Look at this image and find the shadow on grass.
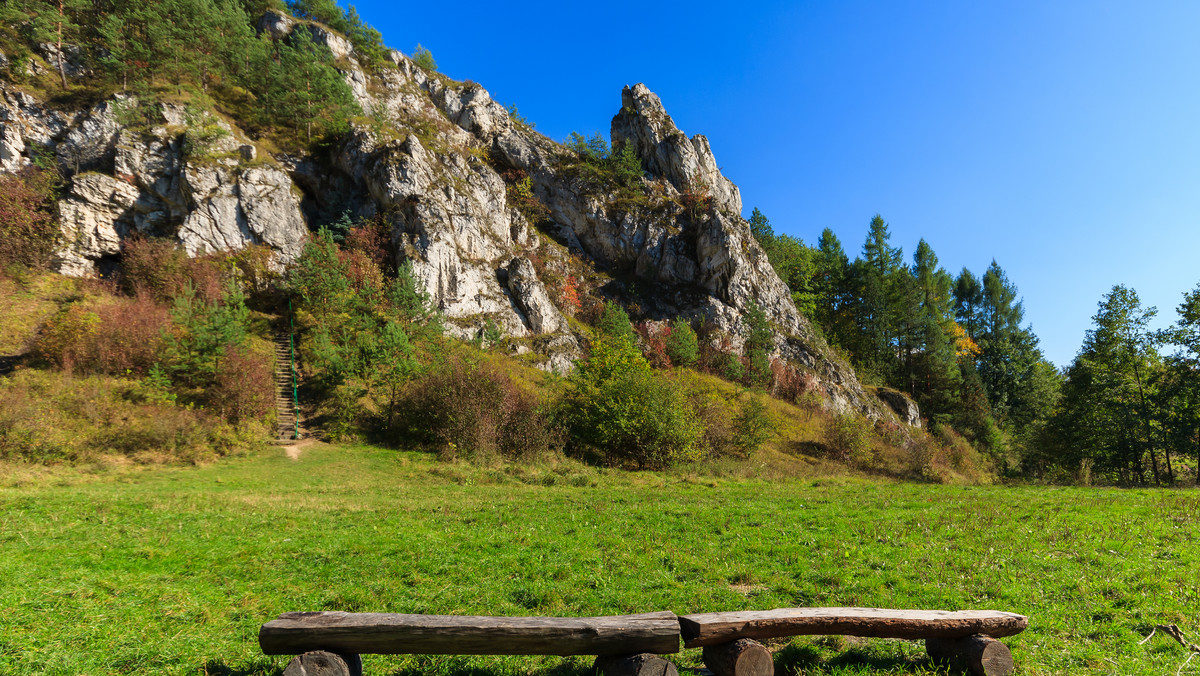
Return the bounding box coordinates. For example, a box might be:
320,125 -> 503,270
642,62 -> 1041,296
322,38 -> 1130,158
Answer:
775,641 -> 941,674
387,655 -> 596,676
198,657 -> 283,676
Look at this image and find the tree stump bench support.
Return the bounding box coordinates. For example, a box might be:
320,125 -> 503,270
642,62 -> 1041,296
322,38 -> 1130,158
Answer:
680,607 -> 1028,676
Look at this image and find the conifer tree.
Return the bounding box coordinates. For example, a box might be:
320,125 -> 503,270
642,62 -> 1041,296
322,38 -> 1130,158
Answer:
813,228 -> 852,343
907,239 -> 961,419
953,268 -> 984,340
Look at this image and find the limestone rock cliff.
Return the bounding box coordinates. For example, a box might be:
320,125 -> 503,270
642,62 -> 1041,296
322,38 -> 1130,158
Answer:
1,90 -> 308,275
0,17 -> 910,422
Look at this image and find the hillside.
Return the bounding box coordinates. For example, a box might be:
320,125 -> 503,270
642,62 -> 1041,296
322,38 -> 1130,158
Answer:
0,2 -> 909,423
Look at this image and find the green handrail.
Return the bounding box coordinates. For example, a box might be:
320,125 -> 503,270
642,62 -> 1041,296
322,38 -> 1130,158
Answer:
289,298 -> 300,440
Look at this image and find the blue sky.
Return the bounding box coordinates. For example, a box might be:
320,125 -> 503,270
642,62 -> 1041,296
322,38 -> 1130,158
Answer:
347,0 -> 1200,367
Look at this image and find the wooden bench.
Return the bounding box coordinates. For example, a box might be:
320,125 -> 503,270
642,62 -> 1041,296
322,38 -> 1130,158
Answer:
680,607 -> 1028,676
259,607 -> 1028,676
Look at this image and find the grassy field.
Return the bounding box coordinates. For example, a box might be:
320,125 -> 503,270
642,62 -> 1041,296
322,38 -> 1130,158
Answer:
1,445 -> 1198,676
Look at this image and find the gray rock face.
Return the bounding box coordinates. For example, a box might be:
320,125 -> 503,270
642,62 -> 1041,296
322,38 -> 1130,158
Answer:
178,164 -> 307,264
506,256 -> 569,334
256,10 -> 295,39
56,98 -> 123,175
0,86 -> 70,172
55,173 -> 139,276
15,95 -> 312,275
335,127 -> 532,337
876,389 -> 922,428
611,83 -> 742,216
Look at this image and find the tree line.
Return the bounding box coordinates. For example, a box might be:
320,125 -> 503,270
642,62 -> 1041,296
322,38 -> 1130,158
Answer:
750,210 -> 1059,472
1040,284 -> 1200,485
752,209 -> 1199,485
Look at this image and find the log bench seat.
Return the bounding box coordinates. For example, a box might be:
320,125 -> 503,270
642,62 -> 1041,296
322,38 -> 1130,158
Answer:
680,607 -> 1029,676
259,607 -> 1028,676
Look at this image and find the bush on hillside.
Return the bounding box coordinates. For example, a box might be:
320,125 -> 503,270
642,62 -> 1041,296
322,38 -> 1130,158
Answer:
393,355 -> 559,462
412,44 -> 436,71
210,343 -> 275,424
0,167 -> 59,269
120,238 -> 226,304
34,296 -> 169,376
560,324 -> 702,469
665,317 -> 699,367
730,395 -> 773,456
822,412 -> 873,466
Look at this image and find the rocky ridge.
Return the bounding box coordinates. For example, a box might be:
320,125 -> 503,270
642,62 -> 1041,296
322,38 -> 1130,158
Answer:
0,15 -> 910,423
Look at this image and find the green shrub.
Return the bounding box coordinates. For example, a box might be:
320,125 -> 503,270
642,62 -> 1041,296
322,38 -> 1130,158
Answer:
823,413 -> 873,466
665,316 -> 698,367
561,133 -> 643,196
561,331 -> 701,469
394,355 -> 559,462
412,44 -> 436,71
163,280 -> 249,388
182,105 -> 232,160
743,301 -> 773,387
596,301 -> 635,343
730,395 -> 773,456
562,367 -> 702,469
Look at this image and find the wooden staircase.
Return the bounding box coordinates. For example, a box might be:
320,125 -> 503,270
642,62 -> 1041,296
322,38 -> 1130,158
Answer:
274,331 -> 300,440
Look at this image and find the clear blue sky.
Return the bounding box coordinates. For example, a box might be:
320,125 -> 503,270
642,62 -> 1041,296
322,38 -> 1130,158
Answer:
347,0 -> 1200,368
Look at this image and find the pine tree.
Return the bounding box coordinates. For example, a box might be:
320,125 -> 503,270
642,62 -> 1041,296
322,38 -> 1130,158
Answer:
907,239 -> 961,420
266,26 -> 359,142
850,214 -> 904,382
743,300 -> 774,387
813,228 -> 851,343
953,268 -> 984,340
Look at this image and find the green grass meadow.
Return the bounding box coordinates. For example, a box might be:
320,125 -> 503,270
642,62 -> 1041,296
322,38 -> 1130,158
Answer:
1,445 -> 1198,675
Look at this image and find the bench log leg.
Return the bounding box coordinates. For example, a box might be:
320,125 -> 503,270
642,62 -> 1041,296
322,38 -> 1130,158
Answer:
925,635 -> 1013,676
283,650 -> 363,676
594,652 -> 679,676
701,638 -> 773,676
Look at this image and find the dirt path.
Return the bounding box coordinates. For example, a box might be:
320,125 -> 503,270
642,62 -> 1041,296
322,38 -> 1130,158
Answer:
279,438 -> 316,460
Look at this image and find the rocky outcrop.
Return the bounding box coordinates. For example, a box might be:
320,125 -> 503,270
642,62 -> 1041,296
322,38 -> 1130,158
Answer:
0,90 -> 312,275
0,87 -> 71,172
334,129 -> 533,338
55,98 -> 122,175
178,164 -> 307,263
506,256 -> 569,334
876,389 -> 922,428
611,83 -> 742,216
0,19 -> 910,418
55,172 -> 139,276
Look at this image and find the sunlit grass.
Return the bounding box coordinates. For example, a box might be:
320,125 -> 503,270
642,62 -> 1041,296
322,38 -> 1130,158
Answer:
1,445 -> 1197,675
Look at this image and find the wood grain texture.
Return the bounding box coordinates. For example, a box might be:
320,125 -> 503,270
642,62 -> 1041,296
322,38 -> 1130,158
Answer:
678,608 -> 1028,648
593,652 -> 680,676
259,611 -> 681,656
701,638 -> 773,676
281,651 -> 362,676
926,634 -> 1015,676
